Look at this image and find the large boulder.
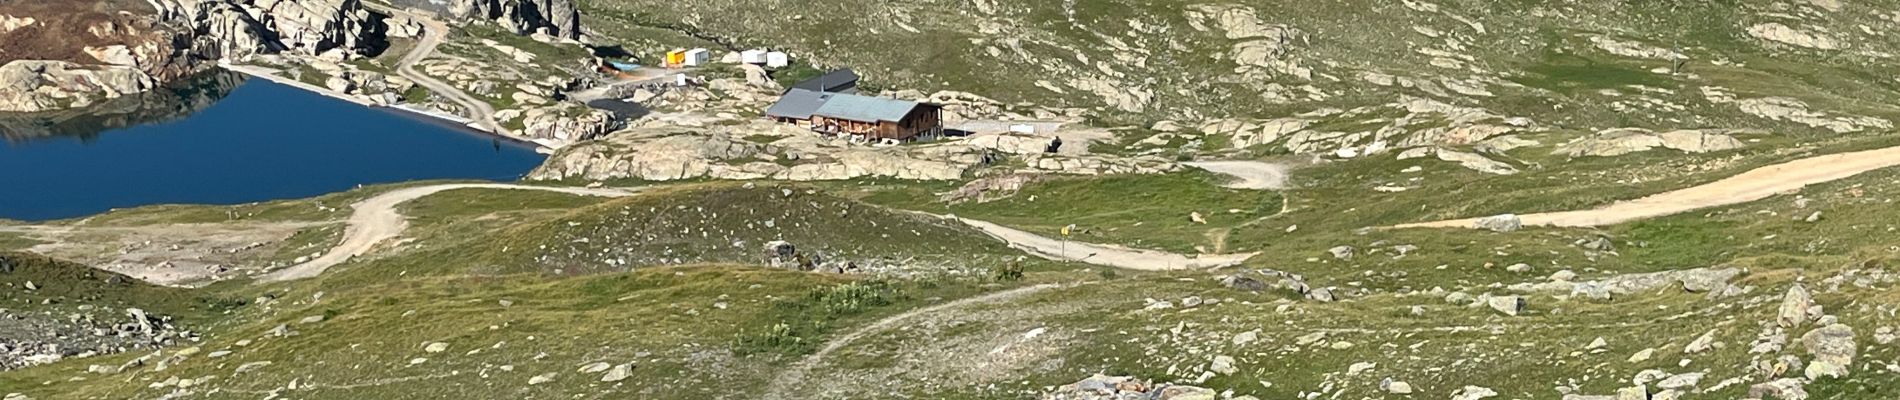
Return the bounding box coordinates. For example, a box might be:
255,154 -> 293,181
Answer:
1778,284 -> 1813,328
1474,214 -> 1523,232
1802,324 -> 1856,379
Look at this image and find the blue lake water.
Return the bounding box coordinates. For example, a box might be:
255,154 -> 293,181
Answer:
0,74 -> 546,221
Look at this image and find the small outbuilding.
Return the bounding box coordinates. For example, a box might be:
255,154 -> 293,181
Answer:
684,48 -> 711,66
788,68 -> 859,94
663,49 -> 687,67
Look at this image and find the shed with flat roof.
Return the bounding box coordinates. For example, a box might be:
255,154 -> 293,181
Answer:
788,68 -> 860,94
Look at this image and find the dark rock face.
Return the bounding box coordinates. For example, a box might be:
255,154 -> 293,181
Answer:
451,0 -> 583,40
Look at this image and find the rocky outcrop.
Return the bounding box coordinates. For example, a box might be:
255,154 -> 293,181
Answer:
517,104 -> 621,143
1043,374 -> 1218,400
1556,128 -> 1746,157
0,0 -> 388,112
1748,23 -> 1841,50
1436,149 -> 1518,175
149,0 -> 385,60
0,61 -> 157,112
529,114 -> 1175,182
451,0 -> 582,40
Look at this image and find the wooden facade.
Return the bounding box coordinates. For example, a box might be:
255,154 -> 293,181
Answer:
811,103 -> 943,140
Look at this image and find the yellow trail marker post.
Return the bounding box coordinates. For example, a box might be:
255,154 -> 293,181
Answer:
1061,224 -> 1075,259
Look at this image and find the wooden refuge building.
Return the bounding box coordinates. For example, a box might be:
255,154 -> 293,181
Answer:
765,89 -> 943,140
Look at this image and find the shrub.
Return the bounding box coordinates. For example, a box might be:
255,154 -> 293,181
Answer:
993,260 -> 1025,282
810,281 -> 894,315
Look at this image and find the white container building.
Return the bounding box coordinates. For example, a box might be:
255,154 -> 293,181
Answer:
765,51 -> 790,68
684,48 -> 711,66
741,49 -> 767,64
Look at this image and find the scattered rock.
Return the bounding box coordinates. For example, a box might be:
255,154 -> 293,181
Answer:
1657,372 -> 1703,390
1778,285 -> 1813,328
1219,274 -> 1266,292
1801,324 -> 1856,379
1209,355 -> 1237,375
1486,295 -> 1525,316
577,362 -> 610,373
1474,214 -> 1522,232
1748,378 -> 1808,400
1684,329 -> 1718,353
1327,246 -> 1354,260
1042,374 -> 1215,399
601,363 -> 633,382
1452,386 -> 1498,400
1381,378 -> 1413,394
1628,348 -> 1655,363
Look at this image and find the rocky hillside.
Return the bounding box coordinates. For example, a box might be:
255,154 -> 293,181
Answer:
0,0 -> 388,112
451,0 -> 584,40
9,1 -> 1900,400
0,252 -> 203,372
577,0 -> 1900,172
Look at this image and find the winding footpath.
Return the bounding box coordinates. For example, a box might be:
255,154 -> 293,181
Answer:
947,217 -> 1257,271
762,283 -> 1063,400
917,159 -> 1281,271
258,184 -> 637,282
1184,160 -> 1291,190
253,159 -> 1291,281
255,181 -> 1254,282
1397,145 -> 1900,229
370,5 -> 510,136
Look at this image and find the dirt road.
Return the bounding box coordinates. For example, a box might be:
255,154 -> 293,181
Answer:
258,184 -> 637,282
1184,160 -> 1290,190
1396,145 -> 1900,229
761,283 -> 1063,400
948,216 -> 1257,270
370,5 -> 510,136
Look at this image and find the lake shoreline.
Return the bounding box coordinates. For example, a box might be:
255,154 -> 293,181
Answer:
0,75 -> 549,221
218,62 -> 551,153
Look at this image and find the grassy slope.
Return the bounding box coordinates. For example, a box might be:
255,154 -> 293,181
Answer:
0,183 -> 1084,398
4,160 -> 1900,398
0,252 -> 212,319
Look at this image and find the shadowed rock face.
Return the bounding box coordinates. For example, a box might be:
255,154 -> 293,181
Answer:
0,70 -> 243,144
450,0 -> 582,40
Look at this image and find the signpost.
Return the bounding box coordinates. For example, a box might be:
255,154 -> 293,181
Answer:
1060,224 -> 1075,259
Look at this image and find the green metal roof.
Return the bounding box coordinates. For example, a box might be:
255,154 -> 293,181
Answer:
764,89 -> 831,120
811,94 -> 920,123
